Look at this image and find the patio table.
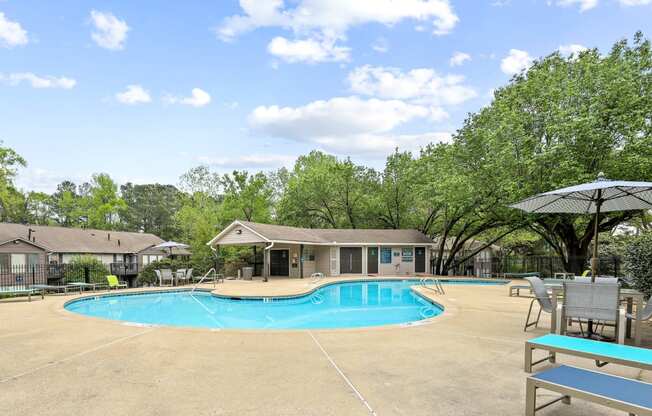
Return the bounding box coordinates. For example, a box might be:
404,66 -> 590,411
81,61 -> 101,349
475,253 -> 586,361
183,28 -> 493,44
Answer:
549,285 -> 645,346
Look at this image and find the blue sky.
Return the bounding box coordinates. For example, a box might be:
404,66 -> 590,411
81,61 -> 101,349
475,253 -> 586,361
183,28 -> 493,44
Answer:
1,0 -> 650,192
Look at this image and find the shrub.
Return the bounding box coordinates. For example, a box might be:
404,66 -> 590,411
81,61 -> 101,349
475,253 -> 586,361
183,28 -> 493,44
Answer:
623,233 -> 652,299
64,255 -> 110,284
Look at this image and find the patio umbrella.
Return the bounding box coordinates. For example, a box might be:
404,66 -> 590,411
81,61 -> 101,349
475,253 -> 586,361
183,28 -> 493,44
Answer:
153,241 -> 190,255
510,173 -> 652,280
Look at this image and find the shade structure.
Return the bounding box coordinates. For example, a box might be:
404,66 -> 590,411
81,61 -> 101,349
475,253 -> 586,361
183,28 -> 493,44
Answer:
153,241 -> 190,255
510,173 -> 652,278
154,241 -> 190,250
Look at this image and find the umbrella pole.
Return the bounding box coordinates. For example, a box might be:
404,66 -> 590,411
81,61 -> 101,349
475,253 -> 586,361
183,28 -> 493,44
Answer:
588,191 -> 602,337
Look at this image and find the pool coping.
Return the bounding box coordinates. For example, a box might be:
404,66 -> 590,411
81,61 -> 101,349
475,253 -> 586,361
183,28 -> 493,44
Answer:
58,277 -> 507,333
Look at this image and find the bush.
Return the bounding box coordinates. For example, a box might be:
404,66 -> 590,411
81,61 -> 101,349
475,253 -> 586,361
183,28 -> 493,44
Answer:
65,255 -> 110,284
623,233 -> 652,299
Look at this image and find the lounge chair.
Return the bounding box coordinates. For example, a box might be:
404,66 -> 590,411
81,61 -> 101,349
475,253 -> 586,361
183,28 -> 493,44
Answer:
106,275 -> 127,290
30,284 -> 73,294
526,365 -> 652,415
67,282 -> 101,293
0,286 -> 44,301
562,280 -> 624,342
524,334 -> 652,373
523,276 -> 555,332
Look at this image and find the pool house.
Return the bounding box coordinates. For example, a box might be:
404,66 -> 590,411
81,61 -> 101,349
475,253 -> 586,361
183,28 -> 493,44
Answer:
207,220 -> 435,279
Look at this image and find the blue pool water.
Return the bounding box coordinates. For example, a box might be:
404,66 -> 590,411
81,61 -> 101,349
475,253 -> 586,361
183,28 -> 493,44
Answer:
65,279 -> 506,329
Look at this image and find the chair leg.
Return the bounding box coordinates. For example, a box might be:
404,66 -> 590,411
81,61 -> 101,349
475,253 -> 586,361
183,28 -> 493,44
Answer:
535,307 -> 542,328
524,299 -> 540,332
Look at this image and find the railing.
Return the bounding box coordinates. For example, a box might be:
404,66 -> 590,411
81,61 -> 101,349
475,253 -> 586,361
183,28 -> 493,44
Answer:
191,268 -> 222,292
109,262 -> 141,276
0,263 -> 111,291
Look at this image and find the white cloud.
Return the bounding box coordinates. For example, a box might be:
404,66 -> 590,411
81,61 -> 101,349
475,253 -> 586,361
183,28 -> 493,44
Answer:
267,35 -> 350,63
449,51 -> 471,67
558,43 -> 587,56
500,49 -> 533,75
0,12 -> 28,48
165,88 -> 212,107
115,85 -> 151,105
248,96 -> 448,156
372,37 -> 389,53
0,72 -> 76,89
555,0 -> 598,11
198,154 -> 296,169
347,65 -> 476,106
216,0 -> 458,63
16,168 -> 84,193
619,0 -> 651,4
217,0 -> 459,41
90,10 -> 129,50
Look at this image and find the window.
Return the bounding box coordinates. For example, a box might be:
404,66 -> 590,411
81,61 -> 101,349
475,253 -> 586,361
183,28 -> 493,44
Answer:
380,248 -> 392,264
0,253 -> 9,269
27,254 -> 39,266
402,248 -> 413,262
11,254 -> 26,267
302,246 -> 315,261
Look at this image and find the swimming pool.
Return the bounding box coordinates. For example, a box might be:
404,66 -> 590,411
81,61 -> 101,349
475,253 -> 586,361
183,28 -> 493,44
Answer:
65,279 -> 506,330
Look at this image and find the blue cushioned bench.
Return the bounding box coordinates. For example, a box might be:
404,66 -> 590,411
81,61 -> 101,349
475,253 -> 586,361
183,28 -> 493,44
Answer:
525,334 -> 652,373
526,365 -> 652,415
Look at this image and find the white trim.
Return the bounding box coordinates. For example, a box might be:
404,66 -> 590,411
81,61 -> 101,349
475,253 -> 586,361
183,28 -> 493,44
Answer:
206,220 -> 270,246
0,237 -> 52,253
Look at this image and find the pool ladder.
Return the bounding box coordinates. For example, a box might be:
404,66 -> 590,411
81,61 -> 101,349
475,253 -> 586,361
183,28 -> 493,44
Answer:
420,277 -> 445,295
191,268 -> 223,293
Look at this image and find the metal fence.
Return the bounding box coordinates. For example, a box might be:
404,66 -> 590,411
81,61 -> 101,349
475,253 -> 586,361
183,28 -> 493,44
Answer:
0,263 -> 112,290
472,255 -> 623,278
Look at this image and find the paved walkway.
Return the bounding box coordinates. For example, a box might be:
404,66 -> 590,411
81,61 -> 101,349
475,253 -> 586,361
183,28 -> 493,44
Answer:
1,278 -> 649,416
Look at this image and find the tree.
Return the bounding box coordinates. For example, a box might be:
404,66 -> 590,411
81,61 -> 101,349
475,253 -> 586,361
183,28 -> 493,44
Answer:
121,183 -> 182,239
24,192 -> 53,225
50,181 -> 81,226
452,33 -> 652,273
277,151 -> 378,228
0,142 -> 27,222
78,173 -> 126,229
220,170 -> 273,223
376,149 -> 419,229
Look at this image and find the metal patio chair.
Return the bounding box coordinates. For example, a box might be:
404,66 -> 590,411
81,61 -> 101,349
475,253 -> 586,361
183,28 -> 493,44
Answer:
524,276 -> 554,332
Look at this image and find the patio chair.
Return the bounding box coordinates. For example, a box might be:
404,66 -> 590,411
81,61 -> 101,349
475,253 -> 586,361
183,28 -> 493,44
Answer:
157,269 -> 174,286
524,276 -> 555,332
627,299 -> 652,321
106,275 -> 127,290
176,269 -> 188,285
563,281 -> 624,343
185,268 -> 193,283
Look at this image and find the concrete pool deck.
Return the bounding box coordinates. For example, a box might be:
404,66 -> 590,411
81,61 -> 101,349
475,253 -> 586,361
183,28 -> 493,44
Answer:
1,277 -> 650,416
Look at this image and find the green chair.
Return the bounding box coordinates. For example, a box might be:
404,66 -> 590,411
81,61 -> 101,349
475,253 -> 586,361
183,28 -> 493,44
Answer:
106,275 -> 128,290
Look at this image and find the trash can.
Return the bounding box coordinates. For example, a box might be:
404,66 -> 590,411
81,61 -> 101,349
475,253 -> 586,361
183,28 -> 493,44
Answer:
242,267 -> 253,280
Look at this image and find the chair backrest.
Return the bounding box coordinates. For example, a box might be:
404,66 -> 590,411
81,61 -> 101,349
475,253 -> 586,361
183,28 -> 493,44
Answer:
525,276 -> 553,313
574,276 -> 592,283
595,277 -> 618,284
642,300 -> 652,321
581,270 -> 591,277
106,275 -> 119,287
564,281 -> 620,321
177,269 -> 186,278
161,269 -> 173,279
186,268 -> 193,279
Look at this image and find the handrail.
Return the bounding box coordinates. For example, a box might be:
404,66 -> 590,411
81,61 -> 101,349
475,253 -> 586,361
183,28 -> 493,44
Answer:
420,277 -> 445,295
191,268 -> 219,292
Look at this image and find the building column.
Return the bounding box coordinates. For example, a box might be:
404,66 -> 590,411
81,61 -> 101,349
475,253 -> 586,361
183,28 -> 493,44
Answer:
263,245 -> 269,282
300,244 -> 304,279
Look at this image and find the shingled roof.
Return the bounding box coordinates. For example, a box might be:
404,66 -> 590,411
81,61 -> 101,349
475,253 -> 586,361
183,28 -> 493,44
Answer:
0,223 -> 168,254
210,220 -> 434,245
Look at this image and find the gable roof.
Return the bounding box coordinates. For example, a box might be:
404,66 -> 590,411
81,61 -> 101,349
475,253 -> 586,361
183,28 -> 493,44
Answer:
208,220 -> 434,246
0,223 -> 168,254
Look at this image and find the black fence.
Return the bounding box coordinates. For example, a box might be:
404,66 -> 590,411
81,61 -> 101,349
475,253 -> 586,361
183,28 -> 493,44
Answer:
471,255 -> 623,278
0,263 -> 113,290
